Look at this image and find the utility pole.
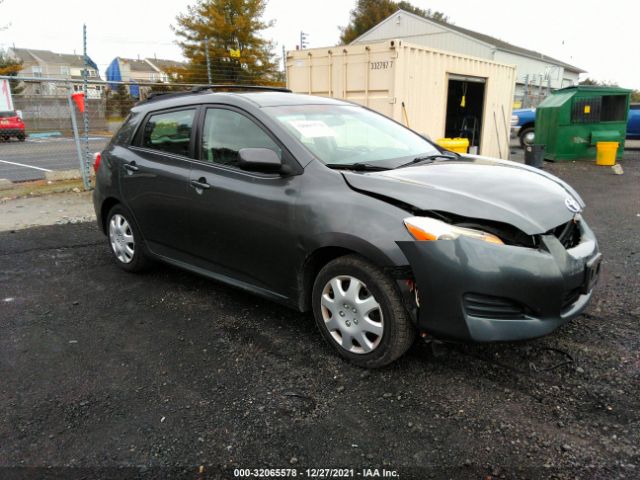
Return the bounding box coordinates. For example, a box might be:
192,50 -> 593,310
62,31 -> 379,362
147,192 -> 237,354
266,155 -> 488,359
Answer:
281,45 -> 287,85
81,24 -> 90,190
300,31 -> 309,50
204,36 -> 212,84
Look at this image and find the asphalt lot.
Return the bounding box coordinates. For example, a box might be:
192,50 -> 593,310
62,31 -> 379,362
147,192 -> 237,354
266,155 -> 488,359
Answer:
0,152 -> 639,479
0,136 -> 109,182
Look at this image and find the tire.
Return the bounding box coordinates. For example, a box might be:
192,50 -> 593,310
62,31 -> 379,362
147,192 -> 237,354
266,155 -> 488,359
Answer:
106,204 -> 151,272
519,127 -> 535,148
17,134 -> 25,142
312,255 -> 416,368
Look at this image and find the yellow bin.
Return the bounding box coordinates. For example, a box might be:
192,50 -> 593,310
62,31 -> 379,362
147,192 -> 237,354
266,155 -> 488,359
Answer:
596,141 -> 619,166
436,137 -> 469,154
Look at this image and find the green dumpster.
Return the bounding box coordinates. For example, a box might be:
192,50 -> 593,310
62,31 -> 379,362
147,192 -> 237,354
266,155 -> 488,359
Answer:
535,86 -> 631,161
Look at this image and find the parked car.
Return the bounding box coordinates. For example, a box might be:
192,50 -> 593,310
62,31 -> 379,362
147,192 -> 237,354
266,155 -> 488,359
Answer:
94,87 -> 601,367
0,110 -> 26,142
627,104 -> 640,140
511,105 -> 640,147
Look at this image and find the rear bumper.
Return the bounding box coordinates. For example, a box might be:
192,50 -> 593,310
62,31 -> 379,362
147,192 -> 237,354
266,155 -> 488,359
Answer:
0,128 -> 25,136
398,220 -> 600,342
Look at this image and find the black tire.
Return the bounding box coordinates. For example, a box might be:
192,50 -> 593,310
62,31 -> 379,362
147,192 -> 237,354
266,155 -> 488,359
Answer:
17,134 -> 25,142
105,204 -> 151,273
312,255 -> 416,368
519,127 -> 535,148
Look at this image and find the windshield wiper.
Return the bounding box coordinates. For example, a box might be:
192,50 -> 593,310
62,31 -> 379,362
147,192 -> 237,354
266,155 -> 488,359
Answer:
396,152 -> 459,169
326,162 -> 390,171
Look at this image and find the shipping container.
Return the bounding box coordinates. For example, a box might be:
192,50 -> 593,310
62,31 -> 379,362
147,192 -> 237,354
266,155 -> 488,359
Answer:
287,40 -> 516,159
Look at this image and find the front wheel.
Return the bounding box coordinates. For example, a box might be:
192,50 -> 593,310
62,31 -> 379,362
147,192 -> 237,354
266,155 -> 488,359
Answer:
312,255 -> 416,368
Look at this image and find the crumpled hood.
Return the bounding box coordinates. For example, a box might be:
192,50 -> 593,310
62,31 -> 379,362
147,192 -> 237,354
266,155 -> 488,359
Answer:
342,156 -> 585,235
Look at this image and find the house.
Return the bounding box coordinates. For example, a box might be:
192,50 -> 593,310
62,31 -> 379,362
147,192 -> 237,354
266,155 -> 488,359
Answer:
350,10 -> 586,107
105,57 -> 185,98
8,47 -> 103,98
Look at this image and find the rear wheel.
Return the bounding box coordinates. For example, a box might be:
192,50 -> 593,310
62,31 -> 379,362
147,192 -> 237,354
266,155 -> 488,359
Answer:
312,255 -> 415,368
106,204 -> 151,272
519,127 -> 535,148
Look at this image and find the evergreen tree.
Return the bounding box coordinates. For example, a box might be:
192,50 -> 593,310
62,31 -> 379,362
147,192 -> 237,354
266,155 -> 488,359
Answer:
106,84 -> 135,118
172,0 -> 279,85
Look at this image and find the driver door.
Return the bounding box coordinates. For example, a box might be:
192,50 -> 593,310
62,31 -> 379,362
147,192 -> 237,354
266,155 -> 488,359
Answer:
188,106 -> 301,299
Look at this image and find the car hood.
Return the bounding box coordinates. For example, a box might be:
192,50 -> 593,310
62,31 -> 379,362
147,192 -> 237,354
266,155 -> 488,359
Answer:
341,156 -> 585,235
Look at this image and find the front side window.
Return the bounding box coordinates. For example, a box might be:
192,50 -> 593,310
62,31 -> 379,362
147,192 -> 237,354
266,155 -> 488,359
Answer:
142,109 -> 195,157
264,104 -> 438,166
201,108 -> 281,167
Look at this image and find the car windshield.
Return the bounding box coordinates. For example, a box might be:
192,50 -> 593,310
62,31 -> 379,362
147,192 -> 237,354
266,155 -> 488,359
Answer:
264,104 -> 439,166
0,111 -> 17,118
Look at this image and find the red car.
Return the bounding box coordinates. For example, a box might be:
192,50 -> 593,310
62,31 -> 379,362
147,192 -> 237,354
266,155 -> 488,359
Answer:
0,110 -> 26,142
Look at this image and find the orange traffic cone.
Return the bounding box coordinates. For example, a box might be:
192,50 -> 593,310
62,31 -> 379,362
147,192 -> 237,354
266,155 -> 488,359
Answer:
71,92 -> 85,113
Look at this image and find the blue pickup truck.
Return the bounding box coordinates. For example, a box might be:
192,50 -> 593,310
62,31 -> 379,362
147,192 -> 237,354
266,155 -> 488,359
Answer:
511,104 -> 640,147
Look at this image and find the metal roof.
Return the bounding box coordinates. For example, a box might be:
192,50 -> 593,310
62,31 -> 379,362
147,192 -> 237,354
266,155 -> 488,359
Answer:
353,9 -> 585,73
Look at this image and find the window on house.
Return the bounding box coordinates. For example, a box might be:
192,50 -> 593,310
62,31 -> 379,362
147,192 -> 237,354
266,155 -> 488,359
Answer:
32,66 -> 42,77
60,66 -> 70,76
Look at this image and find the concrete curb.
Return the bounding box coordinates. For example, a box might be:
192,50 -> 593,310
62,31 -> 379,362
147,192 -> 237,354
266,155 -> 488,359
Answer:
0,178 -> 13,191
44,169 -> 84,181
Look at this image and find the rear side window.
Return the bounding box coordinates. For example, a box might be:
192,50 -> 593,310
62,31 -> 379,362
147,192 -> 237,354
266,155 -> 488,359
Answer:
201,108 -> 281,167
142,109 -> 195,157
114,112 -> 142,145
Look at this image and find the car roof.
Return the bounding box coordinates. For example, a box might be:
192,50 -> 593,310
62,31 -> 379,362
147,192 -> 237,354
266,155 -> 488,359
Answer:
131,91 -> 350,113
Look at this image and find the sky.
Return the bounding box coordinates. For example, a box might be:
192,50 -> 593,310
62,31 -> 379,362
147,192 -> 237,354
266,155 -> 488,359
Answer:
0,0 -> 638,88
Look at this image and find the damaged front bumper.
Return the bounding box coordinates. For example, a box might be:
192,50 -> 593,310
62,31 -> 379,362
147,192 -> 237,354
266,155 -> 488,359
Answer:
398,220 -> 601,342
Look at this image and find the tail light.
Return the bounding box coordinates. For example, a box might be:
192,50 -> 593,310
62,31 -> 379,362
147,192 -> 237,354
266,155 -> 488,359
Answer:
93,152 -> 102,172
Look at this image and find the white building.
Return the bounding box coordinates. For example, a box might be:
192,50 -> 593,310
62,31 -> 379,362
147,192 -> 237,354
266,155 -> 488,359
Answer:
350,10 -> 585,107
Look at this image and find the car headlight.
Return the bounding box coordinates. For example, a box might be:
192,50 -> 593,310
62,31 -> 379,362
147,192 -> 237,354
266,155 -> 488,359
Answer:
511,115 -> 519,126
403,216 -> 504,245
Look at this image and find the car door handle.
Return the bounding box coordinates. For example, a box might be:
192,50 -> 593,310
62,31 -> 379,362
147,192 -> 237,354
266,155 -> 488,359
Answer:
190,179 -> 211,190
123,162 -> 139,172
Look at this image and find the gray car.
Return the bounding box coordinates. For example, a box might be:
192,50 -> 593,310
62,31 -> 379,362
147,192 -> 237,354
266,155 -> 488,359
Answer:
93,87 -> 601,368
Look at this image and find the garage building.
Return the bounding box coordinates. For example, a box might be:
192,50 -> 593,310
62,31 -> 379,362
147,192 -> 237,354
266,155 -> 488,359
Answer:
350,9 -> 585,108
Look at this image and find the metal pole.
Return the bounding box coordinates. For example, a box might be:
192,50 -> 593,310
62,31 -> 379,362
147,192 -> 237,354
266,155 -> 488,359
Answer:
81,24 -> 91,190
282,45 -> 286,84
205,36 -> 212,84
68,88 -> 88,188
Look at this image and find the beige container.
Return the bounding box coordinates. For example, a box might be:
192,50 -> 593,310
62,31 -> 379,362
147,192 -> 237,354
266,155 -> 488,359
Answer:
286,40 -> 516,159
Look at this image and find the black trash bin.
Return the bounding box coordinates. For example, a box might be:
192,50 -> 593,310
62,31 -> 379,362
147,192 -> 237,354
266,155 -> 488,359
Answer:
524,144 -> 545,169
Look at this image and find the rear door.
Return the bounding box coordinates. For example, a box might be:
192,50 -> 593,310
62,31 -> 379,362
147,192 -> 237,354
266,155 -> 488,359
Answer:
187,106 -> 301,298
120,106 -> 198,257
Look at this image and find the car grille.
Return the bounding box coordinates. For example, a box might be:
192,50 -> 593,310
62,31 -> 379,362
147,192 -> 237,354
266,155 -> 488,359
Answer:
552,220 -> 581,249
463,293 -> 526,319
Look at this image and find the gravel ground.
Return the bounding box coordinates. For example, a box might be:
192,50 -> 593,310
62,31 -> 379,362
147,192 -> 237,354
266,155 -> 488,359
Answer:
0,152 -> 638,480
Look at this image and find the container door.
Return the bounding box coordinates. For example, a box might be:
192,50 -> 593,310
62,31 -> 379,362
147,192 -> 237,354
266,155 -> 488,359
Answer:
445,75 -> 486,154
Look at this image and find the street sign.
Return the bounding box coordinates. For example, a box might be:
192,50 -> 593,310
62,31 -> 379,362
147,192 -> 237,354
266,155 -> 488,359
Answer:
1,79 -> 14,112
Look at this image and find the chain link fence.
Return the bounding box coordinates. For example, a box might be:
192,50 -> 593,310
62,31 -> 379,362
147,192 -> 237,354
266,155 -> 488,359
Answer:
0,76 -> 257,185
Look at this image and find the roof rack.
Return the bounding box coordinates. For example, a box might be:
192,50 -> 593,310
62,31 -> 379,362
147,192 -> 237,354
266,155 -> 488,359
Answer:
140,84 -> 291,104
190,84 -> 292,94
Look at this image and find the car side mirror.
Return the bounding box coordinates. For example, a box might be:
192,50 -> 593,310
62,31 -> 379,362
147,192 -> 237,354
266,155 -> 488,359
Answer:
238,148 -> 283,173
